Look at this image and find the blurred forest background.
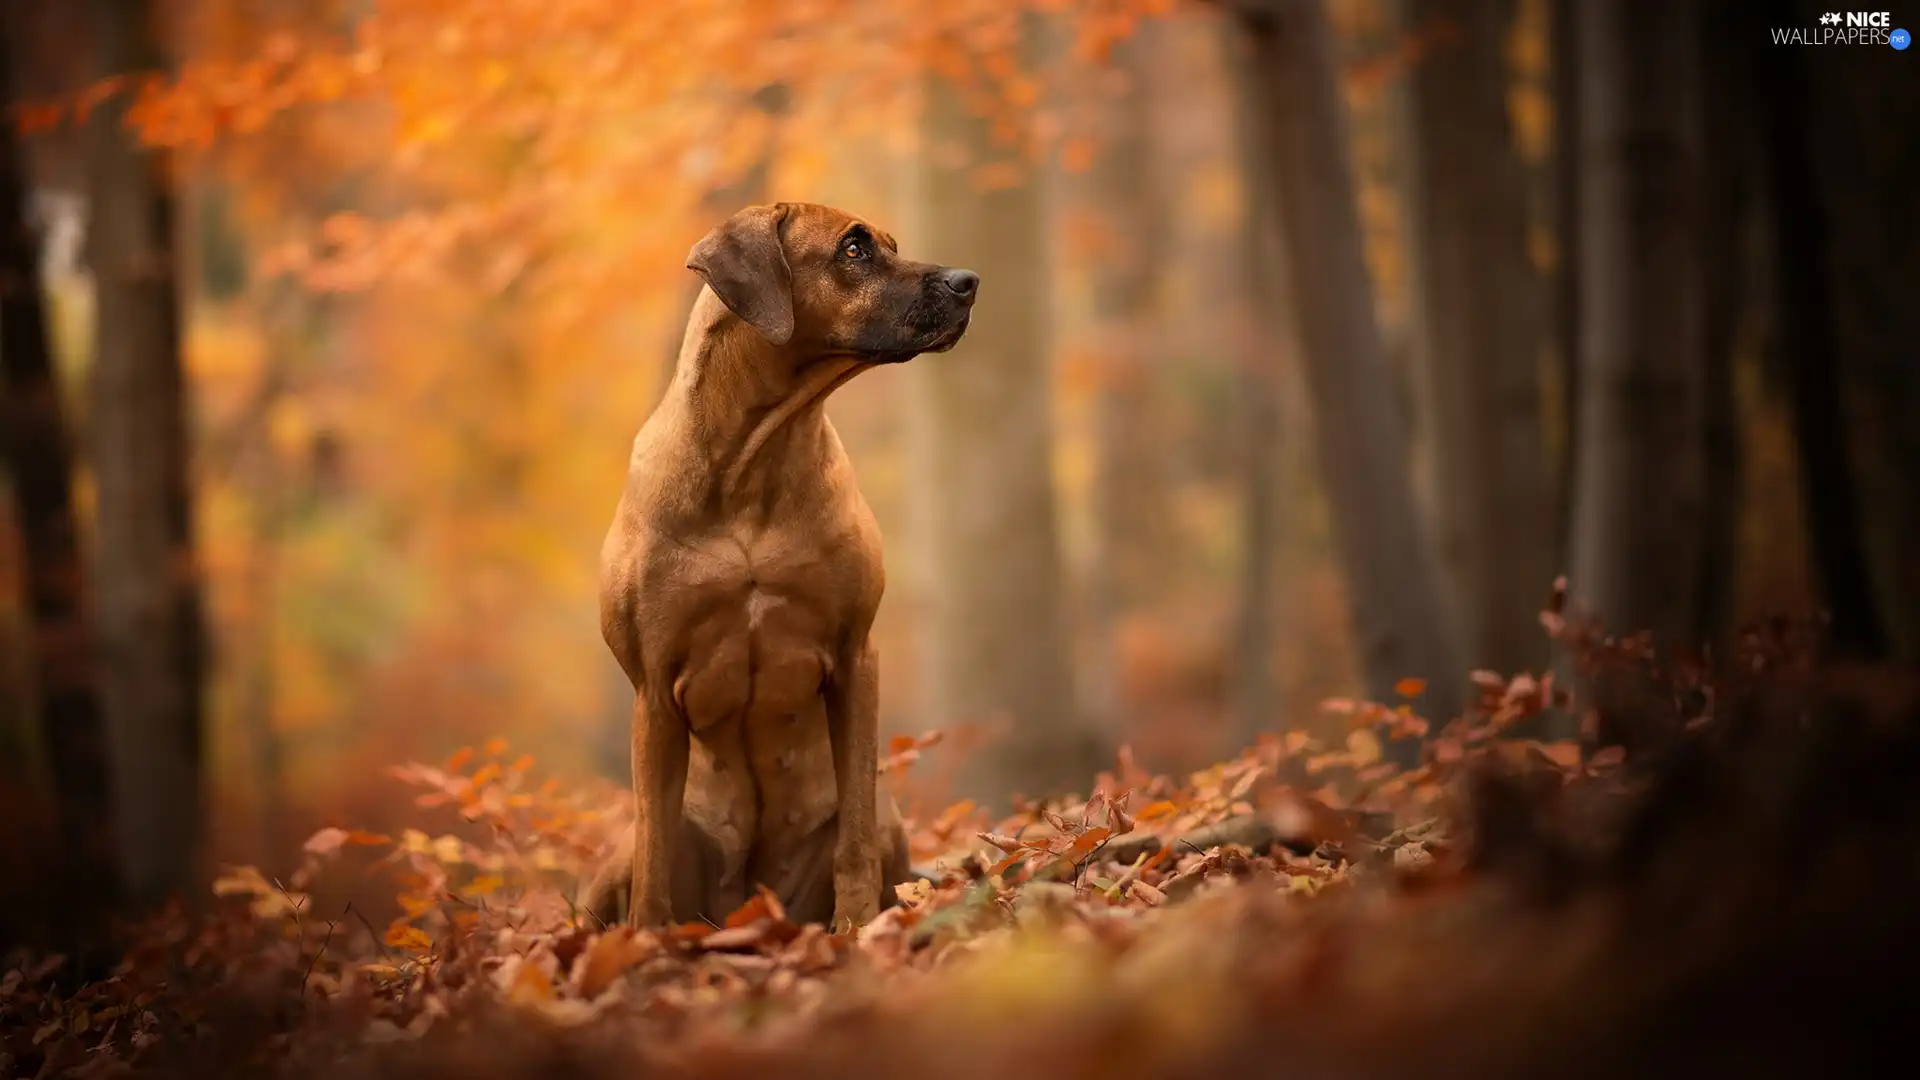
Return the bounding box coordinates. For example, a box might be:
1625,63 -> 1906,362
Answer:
1,0 -> 1914,952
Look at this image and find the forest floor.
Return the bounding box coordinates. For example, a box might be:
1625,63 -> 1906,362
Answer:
4,611 -> 1917,1080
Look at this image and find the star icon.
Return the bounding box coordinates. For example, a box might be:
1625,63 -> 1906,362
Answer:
1820,11 -> 1840,24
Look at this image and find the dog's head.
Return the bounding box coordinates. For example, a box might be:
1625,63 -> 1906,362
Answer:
685,202 -> 977,362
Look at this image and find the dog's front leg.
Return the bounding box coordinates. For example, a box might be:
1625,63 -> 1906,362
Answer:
629,691 -> 689,927
826,643 -> 881,932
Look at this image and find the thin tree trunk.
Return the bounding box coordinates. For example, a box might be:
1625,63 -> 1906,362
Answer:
1401,0 -> 1555,677
1693,0 -> 1750,654
1548,0 -> 1579,585
1079,31 -> 1168,738
911,42 -> 1094,807
1230,43 -> 1292,743
1226,0 -> 1465,752
1566,0 -> 1707,658
0,24 -> 121,949
1752,0 -> 1910,663
84,0 -> 205,910
1232,348 -> 1281,743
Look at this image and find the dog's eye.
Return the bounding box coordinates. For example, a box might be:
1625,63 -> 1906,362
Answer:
841,239 -> 869,261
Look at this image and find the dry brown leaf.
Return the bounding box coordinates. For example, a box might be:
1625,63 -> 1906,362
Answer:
1348,729 -> 1383,768
570,929 -> 657,999
700,924 -> 768,952
979,832 -> 1027,854
303,827 -> 350,856
1127,880 -> 1166,906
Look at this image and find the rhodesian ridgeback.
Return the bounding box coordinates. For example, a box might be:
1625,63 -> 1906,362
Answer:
579,203 -> 978,931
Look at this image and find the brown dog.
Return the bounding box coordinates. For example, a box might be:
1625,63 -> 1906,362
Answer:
579,203 -> 978,931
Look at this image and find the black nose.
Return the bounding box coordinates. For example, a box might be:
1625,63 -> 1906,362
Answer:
938,268 -> 979,300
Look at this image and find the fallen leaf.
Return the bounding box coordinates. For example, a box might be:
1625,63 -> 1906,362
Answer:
1348,728 -> 1383,768
723,884 -> 787,928
1135,800 -> 1179,823
385,924 -> 433,952
701,924 -> 767,951
464,874 -> 505,896
304,827 -> 350,856
1395,677 -> 1428,698
499,956 -> 553,1004
571,929 -> 657,999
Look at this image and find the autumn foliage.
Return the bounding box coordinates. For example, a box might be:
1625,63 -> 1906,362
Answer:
5,605 -> 1916,1079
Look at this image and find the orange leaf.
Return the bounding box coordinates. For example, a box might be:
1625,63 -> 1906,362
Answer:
444,747 -> 475,772
1395,677 -> 1428,698
385,923 -> 433,951
1061,825 -> 1113,862
1134,800 -> 1179,822
723,884 -> 787,929
506,957 -> 553,1003
1347,729 -> 1383,768
573,929 -> 656,999
303,827 -> 350,856
483,738 -> 509,757
464,874 -> 505,897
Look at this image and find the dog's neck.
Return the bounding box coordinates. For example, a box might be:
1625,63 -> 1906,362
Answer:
656,288 -> 870,511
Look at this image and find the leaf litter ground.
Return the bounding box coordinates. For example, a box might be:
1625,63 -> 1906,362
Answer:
5,606 -> 1918,1080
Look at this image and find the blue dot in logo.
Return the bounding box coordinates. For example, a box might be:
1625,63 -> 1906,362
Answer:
1893,27 -> 1912,49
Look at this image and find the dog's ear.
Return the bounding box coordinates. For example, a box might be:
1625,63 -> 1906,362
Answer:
686,204 -> 794,346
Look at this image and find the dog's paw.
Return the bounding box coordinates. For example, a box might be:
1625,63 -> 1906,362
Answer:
576,860 -> 630,929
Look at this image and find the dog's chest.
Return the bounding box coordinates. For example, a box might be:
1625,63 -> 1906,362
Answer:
662,526 -> 866,855
664,525 -> 866,734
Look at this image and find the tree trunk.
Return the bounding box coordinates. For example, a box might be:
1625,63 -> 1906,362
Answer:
1401,0 -> 1555,678
1753,0 -> 1911,664
0,22 -> 121,949
1227,33 -> 1293,744
1233,349 -> 1281,744
1693,0 -> 1751,653
1225,0 -> 1465,749
84,0 -> 205,911
910,47 -> 1094,807
1077,31 -> 1170,738
1566,0 -> 1707,655
1548,0 -> 1579,583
